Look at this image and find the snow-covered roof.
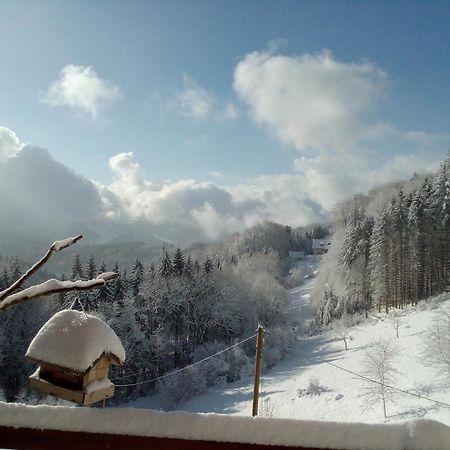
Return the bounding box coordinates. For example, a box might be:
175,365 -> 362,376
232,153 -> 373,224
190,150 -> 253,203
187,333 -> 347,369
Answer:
26,310 -> 125,372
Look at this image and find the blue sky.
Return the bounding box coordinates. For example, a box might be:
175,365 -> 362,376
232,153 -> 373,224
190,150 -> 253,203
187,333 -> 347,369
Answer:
0,1 -> 449,241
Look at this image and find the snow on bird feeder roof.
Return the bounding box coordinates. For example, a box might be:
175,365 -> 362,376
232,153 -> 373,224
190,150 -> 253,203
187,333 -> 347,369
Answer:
26,310 -> 125,372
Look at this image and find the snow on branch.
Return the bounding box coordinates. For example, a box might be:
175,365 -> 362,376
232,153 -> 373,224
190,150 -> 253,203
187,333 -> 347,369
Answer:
0,235 -> 83,302
0,274 -> 119,311
0,235 -> 119,311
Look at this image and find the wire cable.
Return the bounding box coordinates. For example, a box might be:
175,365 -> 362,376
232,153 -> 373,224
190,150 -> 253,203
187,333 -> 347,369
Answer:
295,342 -> 450,409
114,333 -> 256,388
325,360 -> 450,409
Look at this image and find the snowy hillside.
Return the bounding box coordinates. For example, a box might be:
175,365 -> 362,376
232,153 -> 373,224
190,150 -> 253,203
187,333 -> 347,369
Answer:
128,264 -> 450,426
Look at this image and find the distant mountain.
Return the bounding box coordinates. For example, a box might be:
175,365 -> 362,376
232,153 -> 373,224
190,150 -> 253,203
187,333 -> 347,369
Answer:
185,220 -> 312,262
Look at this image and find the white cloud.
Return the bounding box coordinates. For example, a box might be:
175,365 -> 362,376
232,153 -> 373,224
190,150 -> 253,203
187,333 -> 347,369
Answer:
234,49 -> 385,151
219,102 -> 239,122
101,147 -> 449,245
0,126 -> 24,162
109,152 -> 144,187
209,170 -> 225,178
171,74 -> 214,122
170,75 -> 239,124
102,152 -> 327,244
234,49 -> 450,209
41,65 -> 121,119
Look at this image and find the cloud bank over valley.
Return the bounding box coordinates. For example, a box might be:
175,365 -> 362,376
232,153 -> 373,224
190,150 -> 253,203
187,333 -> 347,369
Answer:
1,49 -> 448,256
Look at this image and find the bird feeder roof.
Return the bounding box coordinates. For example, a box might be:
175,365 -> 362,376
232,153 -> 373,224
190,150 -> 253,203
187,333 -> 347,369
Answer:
26,309 -> 125,372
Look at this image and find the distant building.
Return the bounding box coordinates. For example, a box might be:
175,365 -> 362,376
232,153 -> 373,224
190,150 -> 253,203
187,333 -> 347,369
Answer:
312,239 -> 331,255
289,251 -> 305,260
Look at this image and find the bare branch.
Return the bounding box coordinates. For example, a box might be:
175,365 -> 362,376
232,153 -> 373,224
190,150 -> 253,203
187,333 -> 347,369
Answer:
0,273 -> 119,311
0,235 -> 83,302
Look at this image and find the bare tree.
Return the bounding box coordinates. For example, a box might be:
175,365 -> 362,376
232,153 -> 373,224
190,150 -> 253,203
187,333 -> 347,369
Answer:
388,311 -> 402,338
422,311 -> 450,377
334,318 -> 352,350
362,340 -> 397,418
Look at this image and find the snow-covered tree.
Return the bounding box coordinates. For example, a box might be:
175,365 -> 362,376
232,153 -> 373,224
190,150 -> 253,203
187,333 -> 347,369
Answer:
158,252 -> 174,277
172,249 -> 185,276
71,254 -> 84,280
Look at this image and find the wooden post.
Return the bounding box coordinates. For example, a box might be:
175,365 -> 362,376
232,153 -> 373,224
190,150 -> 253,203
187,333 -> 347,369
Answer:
252,325 -> 264,417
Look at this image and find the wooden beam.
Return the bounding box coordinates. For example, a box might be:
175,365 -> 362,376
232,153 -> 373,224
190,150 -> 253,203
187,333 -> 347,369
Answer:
0,426 -> 326,450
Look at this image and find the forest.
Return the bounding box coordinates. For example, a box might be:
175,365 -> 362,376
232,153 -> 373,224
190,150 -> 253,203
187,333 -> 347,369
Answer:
314,155 -> 450,325
0,221 -> 323,405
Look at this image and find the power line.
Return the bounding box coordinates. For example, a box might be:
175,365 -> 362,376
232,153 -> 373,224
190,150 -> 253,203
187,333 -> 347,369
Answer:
325,360 -> 450,409
295,343 -> 450,409
114,333 -> 256,388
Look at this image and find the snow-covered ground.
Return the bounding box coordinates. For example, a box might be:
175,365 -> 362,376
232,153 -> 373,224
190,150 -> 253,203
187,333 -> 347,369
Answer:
127,258 -> 450,426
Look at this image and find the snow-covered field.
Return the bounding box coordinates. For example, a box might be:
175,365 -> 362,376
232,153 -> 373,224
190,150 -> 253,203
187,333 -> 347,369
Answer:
127,260 -> 450,426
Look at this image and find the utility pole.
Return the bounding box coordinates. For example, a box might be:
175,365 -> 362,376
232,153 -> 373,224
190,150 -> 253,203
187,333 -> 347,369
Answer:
252,325 -> 264,417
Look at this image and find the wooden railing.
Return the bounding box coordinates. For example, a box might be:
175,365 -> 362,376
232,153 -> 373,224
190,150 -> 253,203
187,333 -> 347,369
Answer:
0,426 -> 322,450
2,401 -> 450,449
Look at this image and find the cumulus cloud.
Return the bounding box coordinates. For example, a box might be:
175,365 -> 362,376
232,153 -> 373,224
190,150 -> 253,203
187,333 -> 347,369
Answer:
234,49 -> 450,209
0,126 -> 24,162
102,152 -> 327,244
41,65 -> 121,119
234,49 -> 385,151
170,74 -> 214,122
169,75 -> 239,124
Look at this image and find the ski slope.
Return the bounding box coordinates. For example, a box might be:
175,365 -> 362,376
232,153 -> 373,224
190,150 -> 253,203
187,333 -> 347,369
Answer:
128,258 -> 450,426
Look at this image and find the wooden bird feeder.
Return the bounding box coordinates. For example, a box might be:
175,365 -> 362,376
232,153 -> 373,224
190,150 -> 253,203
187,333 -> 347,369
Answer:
26,310 -> 125,406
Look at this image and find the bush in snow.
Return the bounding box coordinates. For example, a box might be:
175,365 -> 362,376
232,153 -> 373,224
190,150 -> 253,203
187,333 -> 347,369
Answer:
333,318 -> 353,350
191,343 -> 230,387
285,266 -> 305,289
298,377 -> 329,397
263,327 -> 295,369
226,346 -> 252,382
156,366 -> 207,407
259,396 -> 274,417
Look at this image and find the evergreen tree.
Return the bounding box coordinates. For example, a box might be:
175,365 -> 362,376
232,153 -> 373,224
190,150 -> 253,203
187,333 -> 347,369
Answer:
184,256 -> 193,278
1,268 -> 9,290
95,261 -> 113,306
71,254 -> 84,280
109,261 -> 125,305
130,258 -> 144,296
86,254 -> 97,279
158,252 -> 174,277
408,190 -> 426,304
203,256 -> 213,275
369,209 -> 391,312
391,188 -> 408,308
427,161 -> 450,291
9,257 -> 21,283
173,249 -> 185,276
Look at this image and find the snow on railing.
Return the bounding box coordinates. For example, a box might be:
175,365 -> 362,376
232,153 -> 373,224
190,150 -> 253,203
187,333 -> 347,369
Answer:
0,401 -> 450,450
